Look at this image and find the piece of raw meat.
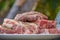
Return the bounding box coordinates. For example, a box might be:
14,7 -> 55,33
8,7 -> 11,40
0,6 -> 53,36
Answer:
35,20 -> 56,29
37,28 -> 60,34
18,22 -> 38,34
2,19 -> 38,34
37,29 -> 46,34
15,11 -> 48,22
0,25 -> 15,34
2,18 -> 22,34
0,25 -> 5,34
48,28 -> 60,34
1,18 -> 59,34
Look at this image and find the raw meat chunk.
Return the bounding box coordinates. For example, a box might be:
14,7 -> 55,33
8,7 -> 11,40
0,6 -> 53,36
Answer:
15,11 -> 48,22
35,20 -> 56,29
2,18 -> 22,34
0,25 -> 15,34
48,28 -> 60,34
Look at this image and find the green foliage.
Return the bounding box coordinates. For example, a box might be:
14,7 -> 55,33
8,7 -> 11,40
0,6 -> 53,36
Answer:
0,0 -> 6,10
9,0 -> 15,8
0,0 -> 15,17
35,0 -> 60,20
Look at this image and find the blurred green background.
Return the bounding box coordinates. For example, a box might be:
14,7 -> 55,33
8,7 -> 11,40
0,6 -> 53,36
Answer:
0,0 -> 15,18
0,0 -> 60,20
35,0 -> 60,20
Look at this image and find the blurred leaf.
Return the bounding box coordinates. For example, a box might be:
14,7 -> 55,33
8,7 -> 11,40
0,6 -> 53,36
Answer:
0,0 -> 6,10
35,0 -> 60,20
9,0 -> 15,8
0,0 -> 15,17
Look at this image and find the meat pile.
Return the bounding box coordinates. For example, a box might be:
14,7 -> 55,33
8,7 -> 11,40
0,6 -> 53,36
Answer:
0,11 -> 60,34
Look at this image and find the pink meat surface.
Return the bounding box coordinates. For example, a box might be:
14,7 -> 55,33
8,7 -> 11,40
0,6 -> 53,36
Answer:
0,25 -> 15,34
48,28 -> 60,34
1,18 -> 57,34
35,20 -> 56,29
15,11 -> 48,22
0,11 -> 59,34
2,19 -> 22,34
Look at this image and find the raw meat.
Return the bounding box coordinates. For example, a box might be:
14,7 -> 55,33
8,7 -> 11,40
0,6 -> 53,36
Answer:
0,25 -> 15,34
2,19 -> 38,34
2,19 -> 22,34
15,11 -> 48,22
35,20 -> 56,29
0,11 -> 59,34
48,28 -> 60,34
0,18 -> 59,34
18,22 -> 38,34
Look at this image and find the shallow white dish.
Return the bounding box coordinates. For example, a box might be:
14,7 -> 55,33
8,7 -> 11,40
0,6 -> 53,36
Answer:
0,34 -> 60,39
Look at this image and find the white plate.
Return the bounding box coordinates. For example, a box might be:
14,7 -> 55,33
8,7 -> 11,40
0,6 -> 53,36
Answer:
0,34 -> 60,39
